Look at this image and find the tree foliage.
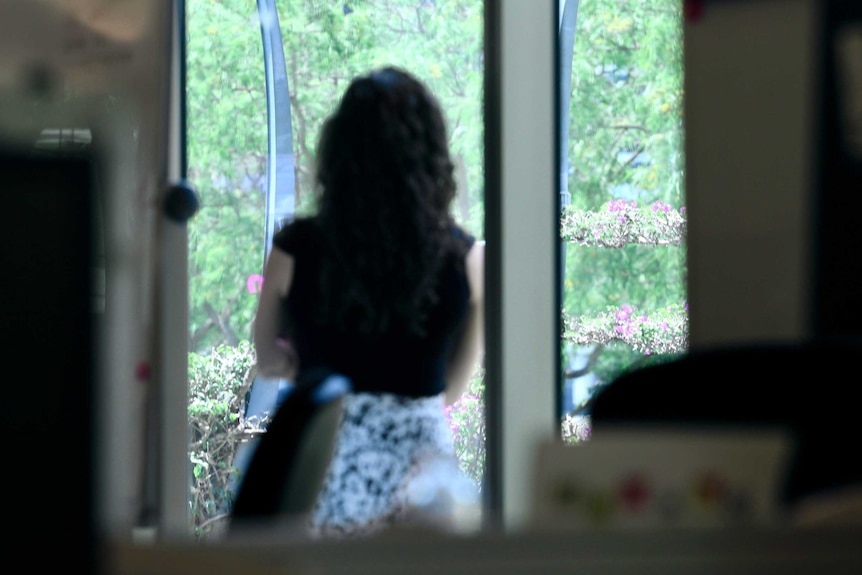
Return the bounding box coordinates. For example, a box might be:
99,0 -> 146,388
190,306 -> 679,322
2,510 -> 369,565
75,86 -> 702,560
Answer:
568,0 -> 683,211
187,0 -> 268,351
188,341 -> 259,537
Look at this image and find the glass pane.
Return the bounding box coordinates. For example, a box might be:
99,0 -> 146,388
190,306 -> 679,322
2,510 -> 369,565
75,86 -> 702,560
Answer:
186,0 -> 484,538
560,0 -> 688,442
186,0 -> 268,537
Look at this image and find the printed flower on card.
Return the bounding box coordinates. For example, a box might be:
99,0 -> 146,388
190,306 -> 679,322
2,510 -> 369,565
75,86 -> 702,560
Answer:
693,470 -> 729,509
618,473 -> 651,513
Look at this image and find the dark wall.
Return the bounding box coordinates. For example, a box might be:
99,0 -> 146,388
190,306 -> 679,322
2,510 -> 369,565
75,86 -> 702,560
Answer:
811,1 -> 862,337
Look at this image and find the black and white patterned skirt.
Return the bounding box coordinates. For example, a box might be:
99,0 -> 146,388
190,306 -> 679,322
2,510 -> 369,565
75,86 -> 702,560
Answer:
308,392 -> 462,538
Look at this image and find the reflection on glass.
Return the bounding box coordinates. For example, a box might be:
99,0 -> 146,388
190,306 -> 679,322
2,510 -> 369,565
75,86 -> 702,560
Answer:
559,0 -> 687,443
186,0 -> 484,538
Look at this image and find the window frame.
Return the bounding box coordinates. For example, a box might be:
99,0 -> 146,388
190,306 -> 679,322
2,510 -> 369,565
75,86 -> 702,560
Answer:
160,0 -> 564,537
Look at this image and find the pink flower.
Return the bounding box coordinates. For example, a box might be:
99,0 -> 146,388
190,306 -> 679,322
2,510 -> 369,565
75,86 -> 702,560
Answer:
615,320 -> 634,336
246,274 -> 264,294
615,305 -> 632,322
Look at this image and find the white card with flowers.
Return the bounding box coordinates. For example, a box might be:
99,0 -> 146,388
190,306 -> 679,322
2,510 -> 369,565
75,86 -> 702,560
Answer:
531,427 -> 792,530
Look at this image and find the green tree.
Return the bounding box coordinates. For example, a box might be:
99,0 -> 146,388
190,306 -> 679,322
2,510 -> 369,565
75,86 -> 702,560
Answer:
187,0 -> 268,351
568,0 -> 683,211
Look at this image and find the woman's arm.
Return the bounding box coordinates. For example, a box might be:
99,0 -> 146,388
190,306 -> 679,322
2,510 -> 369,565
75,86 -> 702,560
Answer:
444,241 -> 485,406
253,248 -> 298,380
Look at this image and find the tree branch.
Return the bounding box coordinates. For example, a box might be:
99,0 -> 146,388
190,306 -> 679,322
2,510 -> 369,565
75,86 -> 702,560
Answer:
611,144 -> 646,182
190,318 -> 215,351
564,344 -> 605,379
204,301 -> 239,347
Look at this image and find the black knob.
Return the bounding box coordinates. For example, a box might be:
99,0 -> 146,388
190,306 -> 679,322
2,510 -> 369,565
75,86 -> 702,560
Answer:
163,180 -> 200,223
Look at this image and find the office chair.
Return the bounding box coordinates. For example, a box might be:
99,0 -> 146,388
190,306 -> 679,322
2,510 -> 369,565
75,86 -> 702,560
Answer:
588,339 -> 862,506
228,368 -> 351,535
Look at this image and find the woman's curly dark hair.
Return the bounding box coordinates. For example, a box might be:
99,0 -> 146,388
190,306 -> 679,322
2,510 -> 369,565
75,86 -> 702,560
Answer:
310,67 -> 464,338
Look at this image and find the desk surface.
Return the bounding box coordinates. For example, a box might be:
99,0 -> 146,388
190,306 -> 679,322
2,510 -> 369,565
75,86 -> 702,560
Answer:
110,527 -> 862,575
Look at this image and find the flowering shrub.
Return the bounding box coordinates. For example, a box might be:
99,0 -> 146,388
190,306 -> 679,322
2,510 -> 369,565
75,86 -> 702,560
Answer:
561,414 -> 592,444
561,200 -> 686,248
564,303 -> 688,357
445,367 -> 486,487
188,341 -> 260,538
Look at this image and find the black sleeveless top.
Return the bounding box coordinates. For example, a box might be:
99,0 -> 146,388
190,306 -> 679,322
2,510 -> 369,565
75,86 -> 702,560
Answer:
272,218 -> 474,397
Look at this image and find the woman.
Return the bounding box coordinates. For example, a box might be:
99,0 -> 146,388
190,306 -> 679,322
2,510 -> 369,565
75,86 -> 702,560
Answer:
253,67 -> 484,537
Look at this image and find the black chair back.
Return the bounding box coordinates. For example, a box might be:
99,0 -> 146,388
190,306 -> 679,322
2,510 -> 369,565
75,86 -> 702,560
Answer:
229,369 -> 350,533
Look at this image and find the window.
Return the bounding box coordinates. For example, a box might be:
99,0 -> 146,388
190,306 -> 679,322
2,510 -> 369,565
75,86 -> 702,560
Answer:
186,0 -> 485,538
559,0 -> 687,442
